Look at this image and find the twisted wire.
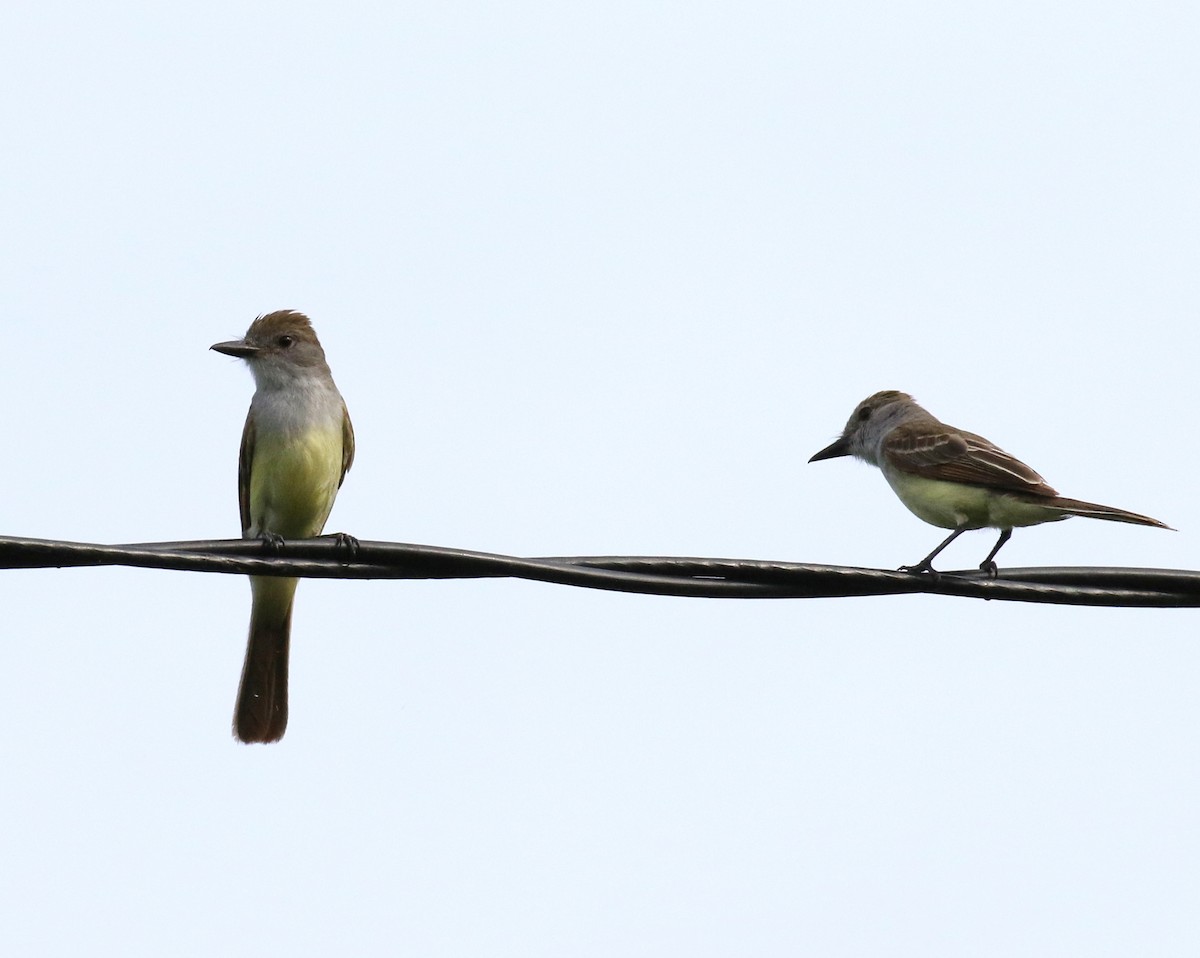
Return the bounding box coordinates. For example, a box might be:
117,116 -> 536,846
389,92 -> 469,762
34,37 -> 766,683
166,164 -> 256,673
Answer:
1,535 -> 1196,608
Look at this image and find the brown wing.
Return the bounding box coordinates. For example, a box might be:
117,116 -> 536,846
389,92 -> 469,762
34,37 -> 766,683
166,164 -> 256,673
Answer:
237,409 -> 255,536
883,421 -> 1059,497
339,400 -> 355,487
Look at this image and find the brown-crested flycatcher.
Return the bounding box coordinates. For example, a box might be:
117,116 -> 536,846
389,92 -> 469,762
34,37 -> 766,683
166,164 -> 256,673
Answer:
212,311 -> 355,742
810,390 -> 1169,575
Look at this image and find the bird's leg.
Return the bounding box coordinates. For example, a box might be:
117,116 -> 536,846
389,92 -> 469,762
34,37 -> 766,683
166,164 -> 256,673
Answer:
323,531 -> 361,561
977,529 -> 1012,578
900,527 -> 967,575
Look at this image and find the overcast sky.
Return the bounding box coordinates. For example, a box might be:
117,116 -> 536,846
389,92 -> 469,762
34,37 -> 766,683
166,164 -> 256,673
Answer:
2,2 -> 1199,955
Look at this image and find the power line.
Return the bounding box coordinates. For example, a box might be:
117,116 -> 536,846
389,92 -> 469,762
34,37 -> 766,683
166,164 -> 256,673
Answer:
1,535 -> 1197,608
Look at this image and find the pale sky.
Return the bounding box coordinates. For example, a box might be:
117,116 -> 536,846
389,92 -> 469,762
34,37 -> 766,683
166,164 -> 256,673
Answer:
2,2 -> 1199,955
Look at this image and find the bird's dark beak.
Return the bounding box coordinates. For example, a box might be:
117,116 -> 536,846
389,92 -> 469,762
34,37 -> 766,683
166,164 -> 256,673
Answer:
211,339 -> 259,358
809,436 -> 851,462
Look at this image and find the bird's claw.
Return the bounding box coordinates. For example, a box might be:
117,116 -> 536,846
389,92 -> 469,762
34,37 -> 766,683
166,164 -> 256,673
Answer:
327,532 -> 360,561
258,532 -> 286,554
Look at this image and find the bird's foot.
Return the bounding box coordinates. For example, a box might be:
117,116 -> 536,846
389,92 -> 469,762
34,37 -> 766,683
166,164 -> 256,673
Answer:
899,561 -> 939,577
325,532 -> 360,561
978,560 -> 999,579
258,532 -> 286,555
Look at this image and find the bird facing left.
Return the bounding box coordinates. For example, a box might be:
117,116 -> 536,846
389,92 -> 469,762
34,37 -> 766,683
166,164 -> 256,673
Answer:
211,310 -> 355,743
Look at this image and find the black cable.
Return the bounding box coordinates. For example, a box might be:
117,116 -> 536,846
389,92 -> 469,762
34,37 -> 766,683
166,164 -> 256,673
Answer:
1,535 -> 1197,608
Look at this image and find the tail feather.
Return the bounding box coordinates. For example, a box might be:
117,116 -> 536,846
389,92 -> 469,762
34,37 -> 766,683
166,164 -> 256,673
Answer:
234,576 -> 299,743
1045,496 -> 1172,530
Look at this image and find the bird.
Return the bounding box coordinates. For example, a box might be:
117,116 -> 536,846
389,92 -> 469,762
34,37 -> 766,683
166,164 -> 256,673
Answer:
809,390 -> 1169,575
211,311 -> 354,742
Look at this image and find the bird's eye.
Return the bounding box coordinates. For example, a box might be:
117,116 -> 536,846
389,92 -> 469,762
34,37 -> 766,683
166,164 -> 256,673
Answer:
278,335 -> 294,348
857,406 -> 871,421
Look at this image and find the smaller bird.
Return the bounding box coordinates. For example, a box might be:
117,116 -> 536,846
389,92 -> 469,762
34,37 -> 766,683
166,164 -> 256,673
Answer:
809,390 -> 1170,575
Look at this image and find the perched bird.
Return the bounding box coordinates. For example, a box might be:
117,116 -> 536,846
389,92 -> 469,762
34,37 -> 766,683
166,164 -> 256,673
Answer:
809,390 -> 1169,575
212,311 -> 354,742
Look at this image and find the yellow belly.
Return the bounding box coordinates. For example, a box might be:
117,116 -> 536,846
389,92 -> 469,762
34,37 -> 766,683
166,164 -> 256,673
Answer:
248,427 -> 344,539
882,468 -> 1067,531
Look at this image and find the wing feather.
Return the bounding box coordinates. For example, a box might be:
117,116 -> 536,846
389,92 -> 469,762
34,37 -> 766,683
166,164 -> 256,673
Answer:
883,422 -> 1059,496
237,409 -> 256,536
339,401 -> 355,487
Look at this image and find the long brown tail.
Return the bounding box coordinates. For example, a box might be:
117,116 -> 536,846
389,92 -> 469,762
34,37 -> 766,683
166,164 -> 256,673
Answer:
234,576 -> 299,743
1045,496 -> 1172,530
